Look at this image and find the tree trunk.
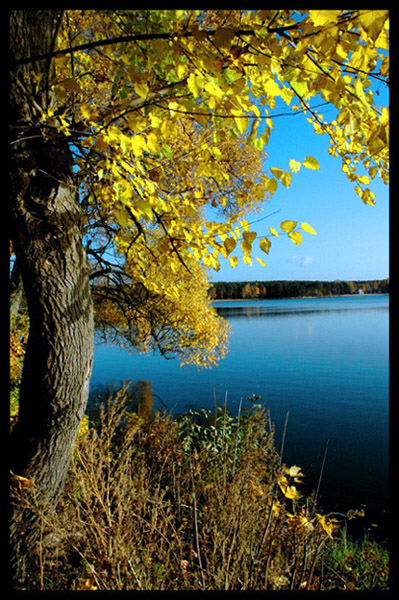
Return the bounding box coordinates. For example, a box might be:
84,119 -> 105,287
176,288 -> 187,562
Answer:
9,11 -> 94,587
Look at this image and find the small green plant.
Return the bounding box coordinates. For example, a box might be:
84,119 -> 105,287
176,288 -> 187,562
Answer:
321,528 -> 389,590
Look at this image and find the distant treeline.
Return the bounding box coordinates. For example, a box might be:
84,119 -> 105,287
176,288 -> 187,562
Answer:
209,279 -> 389,300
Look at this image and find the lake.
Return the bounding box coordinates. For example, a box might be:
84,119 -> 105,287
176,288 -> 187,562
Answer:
90,294 -> 389,539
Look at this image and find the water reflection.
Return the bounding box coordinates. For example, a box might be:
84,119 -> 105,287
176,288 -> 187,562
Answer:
215,305 -> 387,319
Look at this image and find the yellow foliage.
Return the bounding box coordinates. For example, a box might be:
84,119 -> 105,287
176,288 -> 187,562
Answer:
40,9 -> 389,364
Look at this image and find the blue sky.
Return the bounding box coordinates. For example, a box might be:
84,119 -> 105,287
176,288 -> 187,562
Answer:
210,95 -> 389,283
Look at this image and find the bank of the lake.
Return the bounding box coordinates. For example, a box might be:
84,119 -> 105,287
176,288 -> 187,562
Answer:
91,294 -> 389,540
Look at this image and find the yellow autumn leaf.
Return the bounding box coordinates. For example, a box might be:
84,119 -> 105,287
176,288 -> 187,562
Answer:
259,237 -> 271,254
302,156 -> 320,170
265,177 -> 278,194
279,483 -> 299,500
80,103 -> 94,121
243,230 -> 257,245
213,27 -> 236,49
235,115 -> 248,134
358,10 -> 388,42
146,132 -> 159,154
62,77 -> 82,93
308,10 -> 341,27
280,220 -> 297,233
270,167 -> 284,180
300,222 -> 317,235
176,62 -> 188,79
240,240 -> 252,256
281,171 -> 292,188
114,208 -> 130,228
135,199 -> 154,221
316,513 -> 339,537
285,465 -> 303,478
256,257 -> 266,267
379,106 -> 389,127
204,80 -> 225,99
187,72 -> 203,98
289,159 -> 302,173
223,237 -> 237,256
269,227 -> 279,237
288,231 -> 303,245
131,134 -> 147,156
134,81 -> 149,99
229,255 -> 238,268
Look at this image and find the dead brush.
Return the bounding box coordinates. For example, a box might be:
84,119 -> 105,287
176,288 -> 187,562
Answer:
18,385 -> 387,591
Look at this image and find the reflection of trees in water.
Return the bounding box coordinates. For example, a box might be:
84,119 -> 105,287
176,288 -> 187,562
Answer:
215,306 -> 386,320
88,379 -> 168,420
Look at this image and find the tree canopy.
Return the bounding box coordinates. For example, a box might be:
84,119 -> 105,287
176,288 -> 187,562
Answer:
12,8 -> 389,365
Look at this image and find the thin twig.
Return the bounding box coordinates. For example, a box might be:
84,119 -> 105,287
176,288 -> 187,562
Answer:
190,461 -> 205,588
279,410 -> 290,467
314,439 -> 329,508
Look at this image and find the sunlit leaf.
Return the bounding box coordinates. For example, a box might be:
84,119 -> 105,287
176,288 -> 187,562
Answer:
280,220 -> 297,233
302,156 -> 320,170
308,10 -> 341,27
300,222 -> 317,234
289,159 -> 301,173
288,231 -> 303,245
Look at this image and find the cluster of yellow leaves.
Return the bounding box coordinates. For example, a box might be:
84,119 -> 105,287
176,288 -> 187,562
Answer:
94,245 -> 230,368
278,464 -> 304,501
38,10 -> 389,364
276,464 -> 339,538
48,9 -> 388,274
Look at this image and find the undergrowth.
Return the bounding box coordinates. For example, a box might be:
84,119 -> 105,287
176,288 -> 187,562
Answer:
12,384 -> 389,591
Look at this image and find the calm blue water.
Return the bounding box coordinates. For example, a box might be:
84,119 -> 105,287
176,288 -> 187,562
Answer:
90,294 -> 389,538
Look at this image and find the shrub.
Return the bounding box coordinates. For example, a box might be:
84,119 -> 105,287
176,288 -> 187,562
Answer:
15,386 -> 389,591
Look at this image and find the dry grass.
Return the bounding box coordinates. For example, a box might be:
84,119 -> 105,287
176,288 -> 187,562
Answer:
14,385 -> 389,591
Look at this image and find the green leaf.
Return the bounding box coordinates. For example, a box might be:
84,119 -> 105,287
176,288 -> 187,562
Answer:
288,231 -> 303,245
302,156 -> 320,170
280,220 -> 297,233
162,143 -> 173,159
300,222 -> 317,234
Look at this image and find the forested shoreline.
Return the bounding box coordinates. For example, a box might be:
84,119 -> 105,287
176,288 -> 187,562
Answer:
209,279 -> 389,300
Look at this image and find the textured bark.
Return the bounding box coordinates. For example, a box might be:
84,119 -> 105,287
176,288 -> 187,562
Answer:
9,11 -> 94,586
